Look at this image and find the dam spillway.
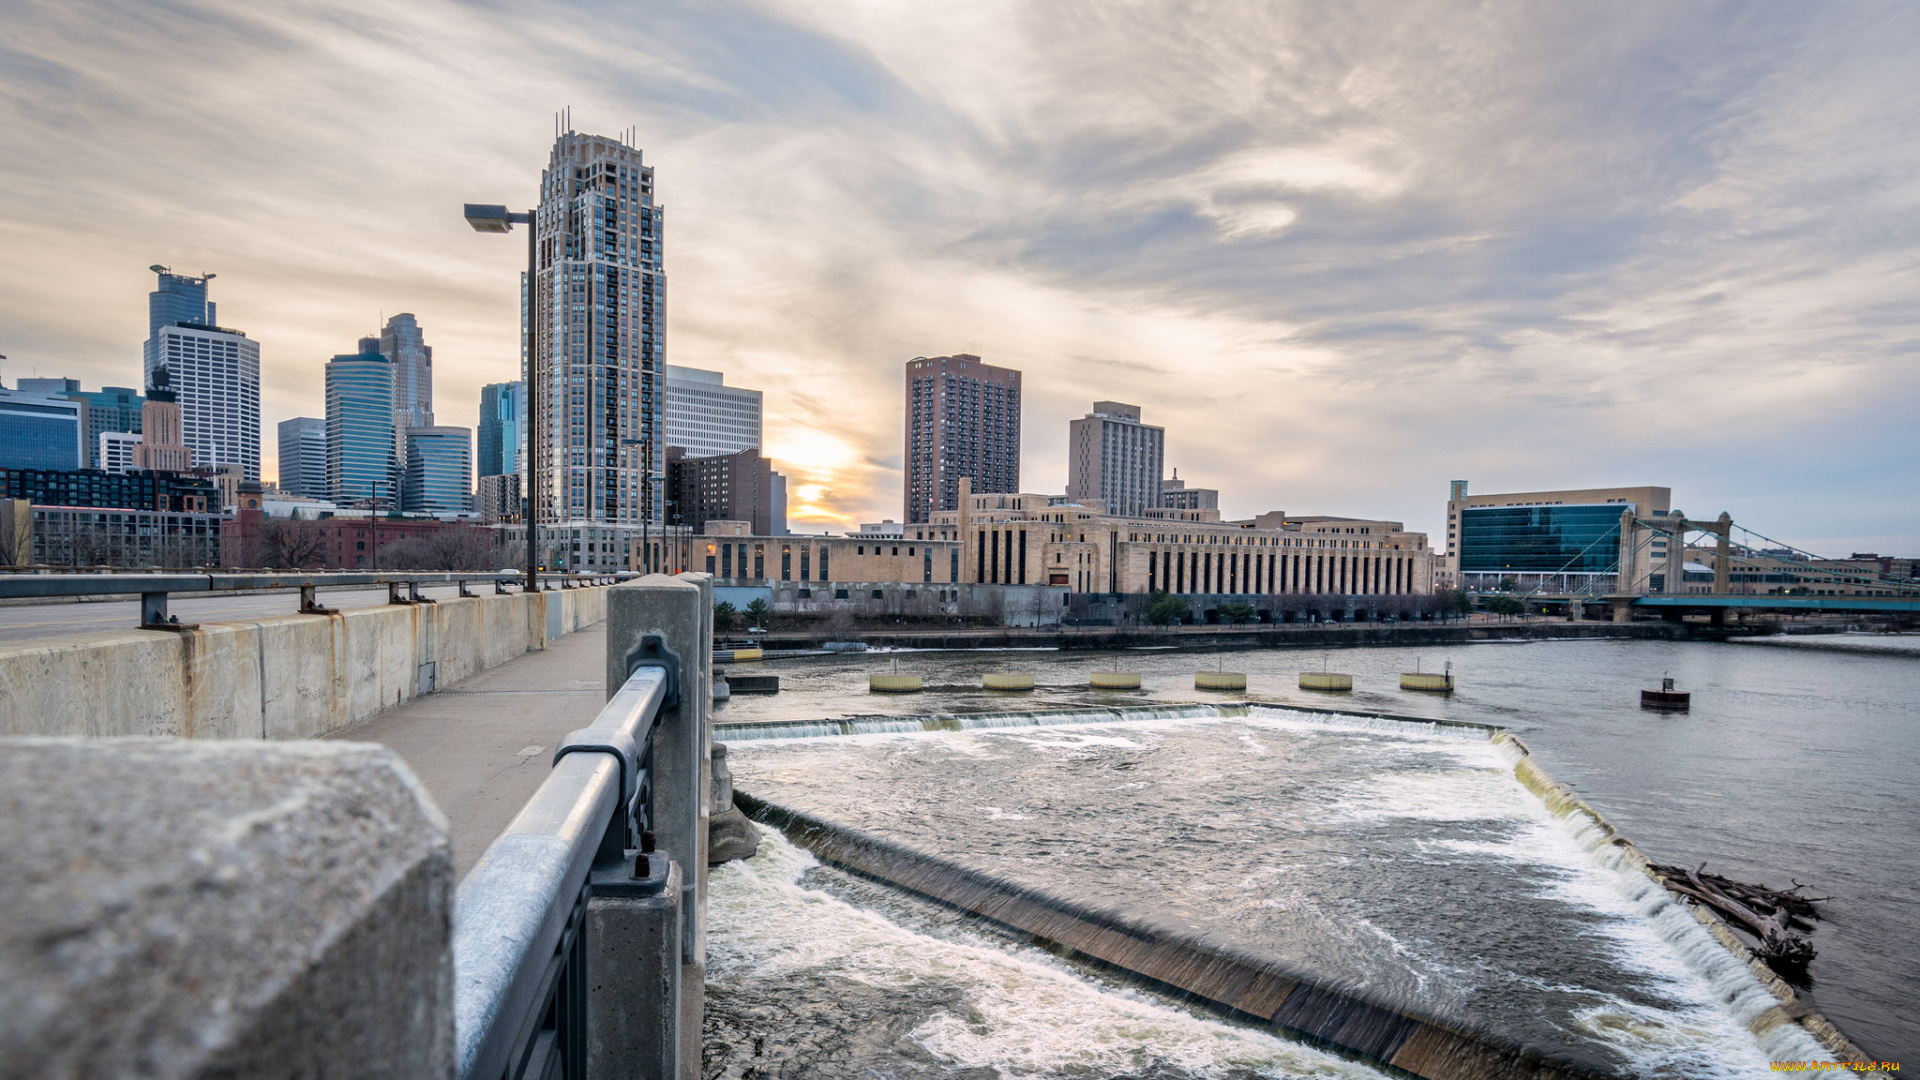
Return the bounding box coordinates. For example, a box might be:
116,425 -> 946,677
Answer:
713,706 -> 1839,1078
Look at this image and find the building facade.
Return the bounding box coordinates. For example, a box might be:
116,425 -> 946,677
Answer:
403,426 -> 474,514
325,342 -> 399,506
144,269 -> 215,371
1443,481 -> 1672,592
477,381 -> 523,479
477,472 -> 522,522
148,322 -> 260,481
1067,401 -> 1163,518
381,313 -> 434,433
530,129 -> 665,530
132,368 -> 192,474
1160,469 -> 1219,511
0,467 -> 216,513
664,365 -> 762,458
29,506 -> 224,567
277,417 -> 327,498
20,381 -> 144,468
666,447 -> 778,535
100,431 -> 140,475
903,353 -> 1021,524
0,388 -> 84,470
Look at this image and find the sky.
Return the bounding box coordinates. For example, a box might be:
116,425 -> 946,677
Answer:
2,1 -> 1917,553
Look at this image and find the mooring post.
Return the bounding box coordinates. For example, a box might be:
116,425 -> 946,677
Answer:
595,574 -> 711,1080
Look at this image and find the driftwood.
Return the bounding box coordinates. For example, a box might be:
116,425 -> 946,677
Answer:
1649,862 -> 1830,967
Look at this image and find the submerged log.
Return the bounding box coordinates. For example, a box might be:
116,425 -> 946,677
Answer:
1648,862 -> 1826,966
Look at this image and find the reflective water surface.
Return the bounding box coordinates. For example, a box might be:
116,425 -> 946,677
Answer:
707,634 -> 1919,1065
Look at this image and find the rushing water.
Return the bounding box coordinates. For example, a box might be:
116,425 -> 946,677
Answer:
706,634 -> 1920,1060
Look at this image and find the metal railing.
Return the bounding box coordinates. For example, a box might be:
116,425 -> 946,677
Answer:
0,569 -> 625,629
455,660 -> 672,1080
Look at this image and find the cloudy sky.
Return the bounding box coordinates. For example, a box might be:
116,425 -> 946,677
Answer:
3,1 -> 1916,552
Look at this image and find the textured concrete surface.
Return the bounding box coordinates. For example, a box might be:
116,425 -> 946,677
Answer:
0,738 -> 453,1080
0,585 -> 610,742
344,623 -> 613,879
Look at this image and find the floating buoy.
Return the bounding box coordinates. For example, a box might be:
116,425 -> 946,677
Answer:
1195,672 -> 1247,690
869,673 -> 923,693
726,647 -> 764,662
983,672 -> 1035,690
1299,672 -> 1353,691
1089,671 -> 1142,689
1641,675 -> 1690,711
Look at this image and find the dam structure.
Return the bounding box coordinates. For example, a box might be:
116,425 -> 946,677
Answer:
0,572 -> 1882,1076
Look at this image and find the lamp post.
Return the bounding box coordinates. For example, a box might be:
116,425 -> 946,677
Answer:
464,202 -> 539,591
620,438 -> 662,573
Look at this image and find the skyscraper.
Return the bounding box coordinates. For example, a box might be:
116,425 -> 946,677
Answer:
0,387 -> 83,470
19,380 -> 144,468
324,340 -> 398,505
903,353 -> 1021,524
530,129 -> 665,528
477,381 -> 523,479
144,269 -> 214,370
381,313 -> 434,433
665,365 -> 761,458
132,365 -> 191,474
143,268 -> 259,480
277,417 -> 327,498
403,426 -> 473,514
1067,401 -> 1164,518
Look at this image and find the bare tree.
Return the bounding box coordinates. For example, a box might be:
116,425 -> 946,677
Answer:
251,518 -> 329,569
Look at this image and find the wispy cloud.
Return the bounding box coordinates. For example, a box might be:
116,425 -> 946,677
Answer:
1,0 -> 1915,548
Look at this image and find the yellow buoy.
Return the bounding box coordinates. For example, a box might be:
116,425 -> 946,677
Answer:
1195,672 -> 1247,690
730,647 -> 764,662
983,672 -> 1035,690
1400,672 -> 1455,692
1089,671 -> 1142,689
1299,672 -> 1353,691
869,673 -> 923,693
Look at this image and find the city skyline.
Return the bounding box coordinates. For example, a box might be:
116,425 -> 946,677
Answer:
3,2 -> 1917,552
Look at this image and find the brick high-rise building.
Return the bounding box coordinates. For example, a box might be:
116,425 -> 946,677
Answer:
665,446 -> 778,536
903,354 -> 1020,524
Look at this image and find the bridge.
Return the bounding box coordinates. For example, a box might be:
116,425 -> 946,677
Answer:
0,574 -> 717,1079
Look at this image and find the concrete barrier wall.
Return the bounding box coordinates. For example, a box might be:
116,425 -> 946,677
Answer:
0,586 -> 611,741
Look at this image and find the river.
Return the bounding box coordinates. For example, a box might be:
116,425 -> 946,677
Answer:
702,633 -> 1918,1072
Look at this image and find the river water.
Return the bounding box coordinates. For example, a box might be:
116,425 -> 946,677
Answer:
704,634 -> 1918,1071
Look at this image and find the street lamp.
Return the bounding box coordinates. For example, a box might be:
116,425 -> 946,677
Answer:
464,203 -> 539,591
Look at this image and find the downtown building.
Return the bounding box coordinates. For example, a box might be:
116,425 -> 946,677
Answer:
0,387 -> 84,470
903,353 -> 1021,524
527,129 -> 666,570
477,381 -> 523,479
403,426 -> 474,515
1441,480 -> 1672,593
325,340 -> 399,506
664,365 -> 761,457
17,379 -> 144,469
143,269 -> 260,481
1066,401 -> 1163,518
277,417 -> 327,498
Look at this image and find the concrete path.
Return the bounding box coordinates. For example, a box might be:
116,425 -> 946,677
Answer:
335,622 -> 610,879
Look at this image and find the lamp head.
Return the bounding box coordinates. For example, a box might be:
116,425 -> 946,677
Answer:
464,204 -> 516,233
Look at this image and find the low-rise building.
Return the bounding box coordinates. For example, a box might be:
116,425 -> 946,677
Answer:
1442,480 -> 1672,593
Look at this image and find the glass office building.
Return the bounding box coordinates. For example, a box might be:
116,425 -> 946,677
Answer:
477,381 -> 523,479
403,426 -> 473,514
1457,503 -> 1626,580
324,343 -> 398,506
277,417 -> 327,499
0,390 -> 85,470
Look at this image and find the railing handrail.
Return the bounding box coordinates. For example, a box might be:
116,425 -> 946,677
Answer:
0,570 -> 621,601
452,665 -> 670,1080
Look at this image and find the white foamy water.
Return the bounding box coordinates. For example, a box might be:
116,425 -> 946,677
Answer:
726,705 -> 1841,1076
707,825 -> 1392,1079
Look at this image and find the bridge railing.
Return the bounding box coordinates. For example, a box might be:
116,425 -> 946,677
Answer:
453,576 -> 709,1080
0,569 -> 624,629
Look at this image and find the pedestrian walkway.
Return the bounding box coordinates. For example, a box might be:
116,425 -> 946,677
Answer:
334,623 -> 609,879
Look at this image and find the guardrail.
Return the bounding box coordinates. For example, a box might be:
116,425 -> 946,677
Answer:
453,576 -> 710,1080
0,569 -> 626,629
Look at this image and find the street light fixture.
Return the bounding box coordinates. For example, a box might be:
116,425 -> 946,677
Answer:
464,202 -> 539,591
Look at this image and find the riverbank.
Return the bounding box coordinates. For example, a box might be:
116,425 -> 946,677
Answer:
755,618 -> 1777,652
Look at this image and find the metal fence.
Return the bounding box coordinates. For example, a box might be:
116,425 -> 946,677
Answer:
0,569 -> 624,629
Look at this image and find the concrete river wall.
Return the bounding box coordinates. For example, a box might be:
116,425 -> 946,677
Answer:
0,585 -> 609,739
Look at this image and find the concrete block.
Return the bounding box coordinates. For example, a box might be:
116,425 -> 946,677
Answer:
256,613 -> 347,740
0,737 -> 454,1079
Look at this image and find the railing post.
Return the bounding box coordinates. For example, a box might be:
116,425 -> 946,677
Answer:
598,574 -> 710,1080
